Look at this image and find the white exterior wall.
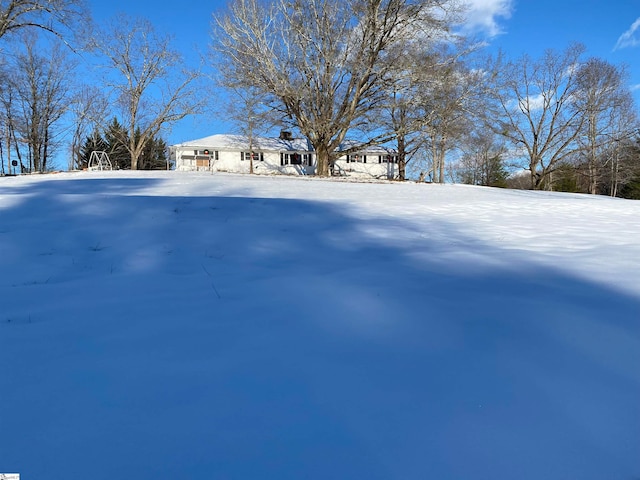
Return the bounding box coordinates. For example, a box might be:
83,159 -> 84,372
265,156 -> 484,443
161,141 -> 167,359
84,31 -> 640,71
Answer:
334,155 -> 398,180
174,148 -> 248,172
174,147 -> 316,175
214,150 -> 253,174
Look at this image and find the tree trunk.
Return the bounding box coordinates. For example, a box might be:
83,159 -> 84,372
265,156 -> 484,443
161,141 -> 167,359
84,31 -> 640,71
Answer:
529,155 -> 540,189
533,170 -> 546,190
397,135 -> 406,181
438,150 -> 445,184
315,144 -> 330,177
430,141 -> 438,183
6,125 -> 11,175
611,153 -> 620,197
398,158 -> 406,181
589,159 -> 598,194
42,127 -> 49,172
248,129 -> 254,174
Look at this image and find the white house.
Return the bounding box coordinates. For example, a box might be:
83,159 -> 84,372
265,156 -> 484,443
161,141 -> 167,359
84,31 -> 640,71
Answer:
170,132 -> 398,179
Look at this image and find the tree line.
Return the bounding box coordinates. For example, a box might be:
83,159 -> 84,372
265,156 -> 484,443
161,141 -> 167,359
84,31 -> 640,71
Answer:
0,1 -> 202,175
1,0 -> 639,199
79,118 -> 169,171
213,0 -> 640,198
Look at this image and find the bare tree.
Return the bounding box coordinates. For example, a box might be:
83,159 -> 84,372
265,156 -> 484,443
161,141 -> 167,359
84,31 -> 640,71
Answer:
388,93 -> 423,180
0,0 -> 85,44
0,78 -> 23,174
88,15 -> 203,170
456,130 -> 508,186
224,85 -> 276,174
213,0 -> 456,177
0,66 -> 11,174
418,48 -> 484,183
573,58 -> 636,194
68,85 -> 109,170
487,44 -> 587,190
602,101 -> 639,197
373,31 -> 481,182
1,33 -> 75,172
0,0 -> 85,173
379,50 -> 435,181
216,38 -> 281,175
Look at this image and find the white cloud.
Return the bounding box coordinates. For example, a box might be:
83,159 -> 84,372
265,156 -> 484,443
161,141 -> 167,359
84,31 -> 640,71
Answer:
614,17 -> 640,50
521,92 -> 546,111
459,0 -> 514,38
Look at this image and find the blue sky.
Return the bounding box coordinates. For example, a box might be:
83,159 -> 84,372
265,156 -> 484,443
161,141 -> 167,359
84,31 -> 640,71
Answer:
87,0 -> 640,145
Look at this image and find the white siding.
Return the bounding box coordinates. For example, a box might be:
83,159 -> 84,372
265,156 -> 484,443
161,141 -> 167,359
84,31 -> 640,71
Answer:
334,153 -> 398,179
174,147 -> 316,175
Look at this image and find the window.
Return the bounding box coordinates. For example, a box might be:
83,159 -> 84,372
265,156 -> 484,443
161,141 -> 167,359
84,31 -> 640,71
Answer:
346,154 -> 366,163
280,152 -> 310,165
195,149 -> 217,158
378,154 -> 398,163
241,151 -> 263,162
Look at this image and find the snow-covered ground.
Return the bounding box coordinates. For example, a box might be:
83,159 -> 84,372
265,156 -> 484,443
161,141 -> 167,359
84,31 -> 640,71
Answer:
1,171 -> 639,479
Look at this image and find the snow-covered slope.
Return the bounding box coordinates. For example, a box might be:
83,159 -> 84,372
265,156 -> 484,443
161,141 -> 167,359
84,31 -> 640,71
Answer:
1,171 -> 639,479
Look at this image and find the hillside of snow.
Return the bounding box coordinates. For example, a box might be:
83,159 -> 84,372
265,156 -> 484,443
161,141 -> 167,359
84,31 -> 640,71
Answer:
1,171 -> 639,479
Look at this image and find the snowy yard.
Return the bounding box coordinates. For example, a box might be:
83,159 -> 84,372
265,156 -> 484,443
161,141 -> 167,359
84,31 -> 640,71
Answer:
1,171 -> 639,479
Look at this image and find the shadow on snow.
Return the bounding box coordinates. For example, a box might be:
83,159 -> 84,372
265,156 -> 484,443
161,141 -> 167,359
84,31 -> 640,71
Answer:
1,175 -> 639,480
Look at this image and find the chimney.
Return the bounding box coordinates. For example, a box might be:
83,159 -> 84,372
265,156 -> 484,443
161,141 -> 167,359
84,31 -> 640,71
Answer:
279,130 -> 293,141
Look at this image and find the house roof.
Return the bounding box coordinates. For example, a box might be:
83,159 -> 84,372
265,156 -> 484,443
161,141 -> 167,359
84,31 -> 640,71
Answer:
172,134 -> 398,155
173,134 -> 312,152
338,141 -> 397,155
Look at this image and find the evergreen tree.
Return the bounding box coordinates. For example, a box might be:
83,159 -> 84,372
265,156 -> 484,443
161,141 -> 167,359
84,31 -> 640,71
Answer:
139,135 -> 169,170
76,118 -> 170,170
485,156 -> 509,188
619,177 -> 640,199
552,163 -> 582,193
617,138 -> 640,199
458,131 -> 509,188
104,117 -> 130,169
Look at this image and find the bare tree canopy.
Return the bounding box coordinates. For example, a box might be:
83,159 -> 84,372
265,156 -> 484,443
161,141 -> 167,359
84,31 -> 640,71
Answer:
68,84 -> 109,170
88,15 -> 204,170
378,36 -> 481,181
487,43 -> 587,190
456,129 -> 508,187
0,32 -> 75,173
573,58 -> 635,194
224,85 -> 276,174
0,0 -> 85,44
213,0 -> 458,176
419,46 -> 484,183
